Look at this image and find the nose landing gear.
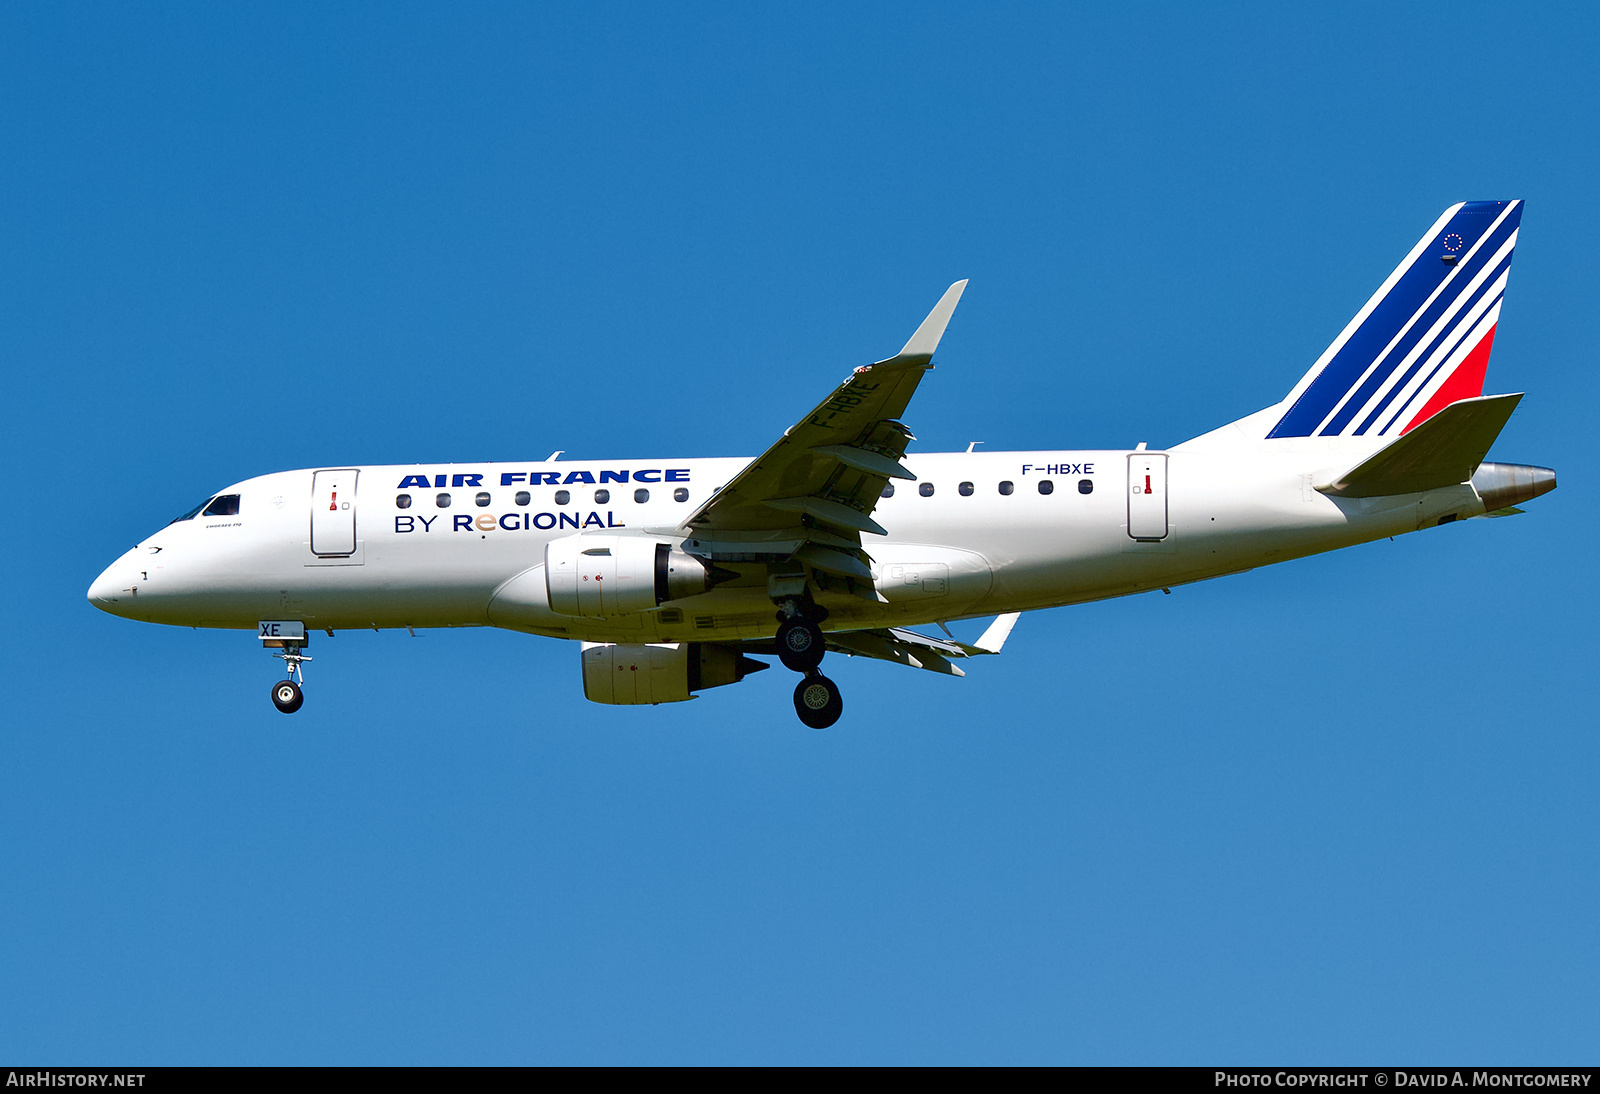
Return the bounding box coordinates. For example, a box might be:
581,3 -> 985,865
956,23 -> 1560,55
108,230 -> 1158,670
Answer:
260,621 -> 313,714
270,642 -> 311,714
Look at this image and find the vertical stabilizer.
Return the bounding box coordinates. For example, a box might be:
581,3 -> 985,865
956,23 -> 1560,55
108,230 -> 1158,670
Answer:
1261,201 -> 1522,440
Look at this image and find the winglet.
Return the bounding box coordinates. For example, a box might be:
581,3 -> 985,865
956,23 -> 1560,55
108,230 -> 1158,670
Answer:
971,612 -> 1019,654
889,280 -> 968,363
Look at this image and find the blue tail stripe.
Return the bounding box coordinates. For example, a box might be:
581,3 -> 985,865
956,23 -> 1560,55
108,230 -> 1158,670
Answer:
1319,210 -> 1520,436
1377,289 -> 1503,434
1266,201 -> 1519,439
1353,249 -> 1514,435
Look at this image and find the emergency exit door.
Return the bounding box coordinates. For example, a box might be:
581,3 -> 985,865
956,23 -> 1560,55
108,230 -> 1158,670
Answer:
311,469 -> 359,556
1127,453 -> 1168,540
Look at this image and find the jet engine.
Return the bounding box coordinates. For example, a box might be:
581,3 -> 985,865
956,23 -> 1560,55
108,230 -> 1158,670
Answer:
545,534 -> 715,618
581,642 -> 768,705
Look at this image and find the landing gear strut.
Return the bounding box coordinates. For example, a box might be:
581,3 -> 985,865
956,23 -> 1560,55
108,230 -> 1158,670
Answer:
774,599 -> 840,726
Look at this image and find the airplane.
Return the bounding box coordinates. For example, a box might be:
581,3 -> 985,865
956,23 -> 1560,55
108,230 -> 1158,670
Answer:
87,200 -> 1556,729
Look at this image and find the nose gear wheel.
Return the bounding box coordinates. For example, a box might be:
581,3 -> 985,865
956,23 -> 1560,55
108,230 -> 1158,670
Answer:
271,679 -> 304,714
269,642 -> 311,713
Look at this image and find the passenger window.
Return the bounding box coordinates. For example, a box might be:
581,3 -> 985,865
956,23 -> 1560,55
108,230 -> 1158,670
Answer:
919,482 -> 935,497
1038,480 -> 1054,495
959,481 -> 974,496
673,487 -> 689,503
202,494 -> 240,517
396,494 -> 412,509
594,489 -> 610,504
634,488 -> 650,503
998,481 -> 1014,496
1078,478 -> 1094,495
882,483 -> 895,498
436,493 -> 452,508
554,490 -> 570,505
514,491 -> 531,506
474,492 -> 491,507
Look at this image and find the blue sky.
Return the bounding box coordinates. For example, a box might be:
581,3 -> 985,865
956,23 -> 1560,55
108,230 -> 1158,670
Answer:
3,2 -> 1597,1064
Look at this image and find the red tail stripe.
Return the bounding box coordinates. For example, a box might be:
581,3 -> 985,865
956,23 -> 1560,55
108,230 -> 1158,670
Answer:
1401,324 -> 1497,435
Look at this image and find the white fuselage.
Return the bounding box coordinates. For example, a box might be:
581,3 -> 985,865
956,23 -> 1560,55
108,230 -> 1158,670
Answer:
87,444 -> 1485,643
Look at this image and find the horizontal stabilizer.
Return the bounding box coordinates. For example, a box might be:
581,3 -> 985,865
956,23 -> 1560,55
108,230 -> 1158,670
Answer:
1317,393 -> 1521,498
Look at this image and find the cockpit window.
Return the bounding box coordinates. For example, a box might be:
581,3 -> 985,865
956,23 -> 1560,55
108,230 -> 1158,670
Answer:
171,498 -> 212,523
202,494 -> 241,517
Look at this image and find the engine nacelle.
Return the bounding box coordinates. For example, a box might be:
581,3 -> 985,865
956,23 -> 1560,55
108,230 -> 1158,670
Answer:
545,534 -> 713,618
581,642 -> 766,705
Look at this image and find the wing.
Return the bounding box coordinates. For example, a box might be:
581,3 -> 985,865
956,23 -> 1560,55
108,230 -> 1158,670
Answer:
679,281 -> 967,594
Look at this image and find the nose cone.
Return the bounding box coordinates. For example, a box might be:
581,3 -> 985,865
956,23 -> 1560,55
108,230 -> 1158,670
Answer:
87,550 -> 143,617
1473,462 -> 1557,512
87,565 -> 125,614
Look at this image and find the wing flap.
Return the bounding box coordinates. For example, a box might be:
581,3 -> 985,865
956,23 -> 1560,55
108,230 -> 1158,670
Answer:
764,495 -> 888,537
809,443 -> 917,481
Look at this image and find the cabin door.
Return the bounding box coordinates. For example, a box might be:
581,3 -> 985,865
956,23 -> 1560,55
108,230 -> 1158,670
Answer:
1127,453 -> 1168,541
311,469 -> 359,556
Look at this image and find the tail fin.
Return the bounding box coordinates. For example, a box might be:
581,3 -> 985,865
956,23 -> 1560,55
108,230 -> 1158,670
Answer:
1265,201 -> 1522,440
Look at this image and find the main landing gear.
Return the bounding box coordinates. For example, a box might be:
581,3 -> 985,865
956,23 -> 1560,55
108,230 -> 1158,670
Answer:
793,673 -> 843,729
776,615 -> 825,672
776,600 -> 841,728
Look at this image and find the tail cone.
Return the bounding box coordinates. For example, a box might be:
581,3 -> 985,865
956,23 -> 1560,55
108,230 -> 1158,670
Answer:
1472,462 -> 1557,511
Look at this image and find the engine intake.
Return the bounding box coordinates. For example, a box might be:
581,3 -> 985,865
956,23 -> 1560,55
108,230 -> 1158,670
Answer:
546,534 -> 714,618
